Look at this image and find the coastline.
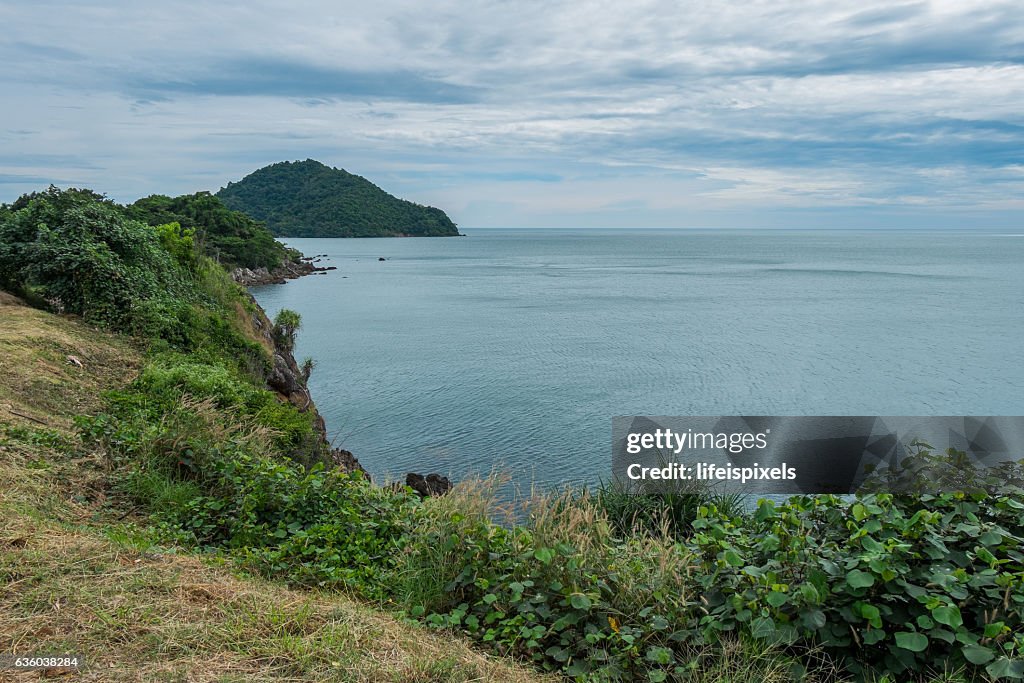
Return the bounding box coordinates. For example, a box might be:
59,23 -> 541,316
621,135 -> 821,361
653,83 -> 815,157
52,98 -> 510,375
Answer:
230,254 -> 336,286
235,253 -> 451,495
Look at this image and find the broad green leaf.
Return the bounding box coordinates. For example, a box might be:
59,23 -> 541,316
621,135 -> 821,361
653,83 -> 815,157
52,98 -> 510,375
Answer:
569,593 -> 592,610
533,547 -> 555,565
962,644 -> 995,665
723,549 -> 744,567
859,603 -> 882,627
847,569 -> 875,589
932,605 -> 963,629
750,616 -> 777,639
861,536 -> 883,552
979,530 -> 1003,546
986,657 -> 1024,680
895,631 -> 929,652
984,622 -> 1006,638
804,610 -> 826,630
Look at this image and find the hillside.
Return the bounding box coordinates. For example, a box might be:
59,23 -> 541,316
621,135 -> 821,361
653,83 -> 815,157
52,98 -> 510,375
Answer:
0,295 -> 549,683
216,160 -> 460,238
127,191 -> 294,271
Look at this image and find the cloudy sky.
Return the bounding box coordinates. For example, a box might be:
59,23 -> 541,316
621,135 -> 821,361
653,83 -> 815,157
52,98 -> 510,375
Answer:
2,0 -> 1023,228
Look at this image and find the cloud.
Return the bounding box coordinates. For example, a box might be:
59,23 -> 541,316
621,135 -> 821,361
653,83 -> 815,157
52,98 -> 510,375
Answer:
0,0 -> 1022,227
130,58 -> 481,103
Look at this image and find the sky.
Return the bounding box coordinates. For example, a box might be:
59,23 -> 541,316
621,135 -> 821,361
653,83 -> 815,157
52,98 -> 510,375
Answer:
1,0 -> 1023,229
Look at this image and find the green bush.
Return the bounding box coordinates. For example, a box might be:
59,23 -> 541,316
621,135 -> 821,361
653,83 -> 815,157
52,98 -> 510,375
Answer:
83,388 -> 1024,683
0,186 -> 190,329
128,192 -> 290,270
386,460 -> 1023,681
593,476 -> 744,539
272,309 -> 301,352
683,491 -> 1023,679
80,394 -> 414,598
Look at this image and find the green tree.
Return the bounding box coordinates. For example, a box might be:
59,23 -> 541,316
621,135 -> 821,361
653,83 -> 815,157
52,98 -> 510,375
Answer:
128,192 -> 289,270
273,309 -> 302,352
0,186 -> 189,329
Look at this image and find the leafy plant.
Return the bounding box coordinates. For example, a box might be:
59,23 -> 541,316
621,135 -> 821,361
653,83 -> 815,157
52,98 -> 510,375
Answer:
0,186 -> 190,329
128,192 -> 291,270
273,309 -> 302,352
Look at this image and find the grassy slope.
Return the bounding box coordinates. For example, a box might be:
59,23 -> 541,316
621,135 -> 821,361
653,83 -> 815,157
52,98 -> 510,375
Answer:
0,295 -> 551,683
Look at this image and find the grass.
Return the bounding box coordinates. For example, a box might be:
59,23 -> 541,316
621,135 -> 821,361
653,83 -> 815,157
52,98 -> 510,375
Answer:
0,512 -> 552,682
0,292 -> 142,431
0,293 -> 552,683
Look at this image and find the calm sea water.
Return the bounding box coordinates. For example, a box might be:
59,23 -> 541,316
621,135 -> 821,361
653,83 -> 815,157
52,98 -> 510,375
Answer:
251,229 -> 1024,489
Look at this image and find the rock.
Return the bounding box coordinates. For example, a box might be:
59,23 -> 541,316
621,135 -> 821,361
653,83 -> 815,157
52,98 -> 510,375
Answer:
332,448 -> 365,477
267,352 -> 303,397
405,473 -> 452,498
230,258 -> 318,286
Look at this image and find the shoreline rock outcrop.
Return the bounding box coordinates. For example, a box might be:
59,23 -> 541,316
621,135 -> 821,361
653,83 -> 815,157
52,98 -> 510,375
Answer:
244,254 -> 450,495
243,291 -> 367,477
231,257 -> 334,286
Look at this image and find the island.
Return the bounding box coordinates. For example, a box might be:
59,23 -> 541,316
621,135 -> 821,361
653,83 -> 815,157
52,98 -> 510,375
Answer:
216,159 -> 461,238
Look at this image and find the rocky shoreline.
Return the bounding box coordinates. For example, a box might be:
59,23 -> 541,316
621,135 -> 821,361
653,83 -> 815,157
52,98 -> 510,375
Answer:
240,254 -> 451,496
242,290 -> 365,475
230,255 -> 336,286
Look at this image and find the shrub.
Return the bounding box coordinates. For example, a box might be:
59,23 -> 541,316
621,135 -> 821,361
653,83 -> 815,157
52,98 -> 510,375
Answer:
390,457 -> 1023,681
594,476 -> 744,540
128,191 -> 290,270
81,394 -> 415,597
273,309 -> 301,352
684,489 -> 1024,679
0,187 -> 191,329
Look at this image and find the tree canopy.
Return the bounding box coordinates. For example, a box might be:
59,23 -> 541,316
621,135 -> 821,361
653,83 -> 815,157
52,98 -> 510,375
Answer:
216,159 -> 460,238
0,186 -> 191,328
128,192 -> 291,270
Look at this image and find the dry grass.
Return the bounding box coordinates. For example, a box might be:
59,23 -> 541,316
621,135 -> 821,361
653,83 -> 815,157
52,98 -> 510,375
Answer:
0,296 -> 142,431
526,489 -> 698,615
0,511 -> 553,682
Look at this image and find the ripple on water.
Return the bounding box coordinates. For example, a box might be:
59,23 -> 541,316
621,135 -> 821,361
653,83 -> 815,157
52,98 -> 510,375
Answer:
253,230 -> 1024,491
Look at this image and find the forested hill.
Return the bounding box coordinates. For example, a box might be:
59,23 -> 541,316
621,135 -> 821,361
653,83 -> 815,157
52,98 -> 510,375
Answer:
127,191 -> 293,270
216,159 -> 461,238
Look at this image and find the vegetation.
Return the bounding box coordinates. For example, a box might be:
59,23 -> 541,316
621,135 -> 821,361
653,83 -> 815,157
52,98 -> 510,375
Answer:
216,159 -> 461,237
0,186 -> 327,468
128,191 -> 294,270
0,304 -> 549,682
83,383 -> 1024,682
0,187 -> 192,328
1,186 -> 1021,682
273,308 -> 303,352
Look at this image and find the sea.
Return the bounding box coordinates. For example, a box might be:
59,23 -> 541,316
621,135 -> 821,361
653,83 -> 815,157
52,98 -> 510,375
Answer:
251,229 -> 1024,492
